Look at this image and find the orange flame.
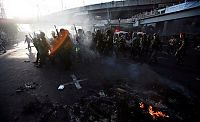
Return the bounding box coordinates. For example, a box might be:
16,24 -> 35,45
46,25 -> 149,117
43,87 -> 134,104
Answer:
148,106 -> 169,120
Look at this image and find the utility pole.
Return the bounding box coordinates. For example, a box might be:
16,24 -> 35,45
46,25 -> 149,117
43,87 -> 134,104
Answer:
82,0 -> 85,6
36,4 -> 40,22
0,0 -> 6,18
61,0 -> 63,10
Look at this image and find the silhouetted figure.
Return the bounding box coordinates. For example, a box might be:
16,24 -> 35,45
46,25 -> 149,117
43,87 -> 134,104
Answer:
175,33 -> 187,65
32,33 -> 40,64
167,35 -> 177,55
36,32 -> 50,68
95,30 -> 104,54
130,33 -> 140,59
24,35 -> 32,50
58,29 -> 72,70
0,36 -> 6,53
150,33 -> 161,63
103,30 -> 113,55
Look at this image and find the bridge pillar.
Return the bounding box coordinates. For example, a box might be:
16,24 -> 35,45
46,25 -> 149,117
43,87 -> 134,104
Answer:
162,21 -> 168,36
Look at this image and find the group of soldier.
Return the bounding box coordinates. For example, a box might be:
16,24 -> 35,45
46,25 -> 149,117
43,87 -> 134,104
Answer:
25,27 -> 189,69
25,29 -> 72,69
93,30 -> 188,64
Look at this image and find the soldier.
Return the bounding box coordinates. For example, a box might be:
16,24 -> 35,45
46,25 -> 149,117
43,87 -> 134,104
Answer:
116,34 -> 126,57
77,29 -> 85,45
142,34 -> 151,56
103,30 -> 113,55
36,32 -> 50,68
138,33 -> 144,57
50,31 -> 57,44
58,29 -> 72,70
130,33 -> 137,58
150,33 -> 161,63
24,35 -> 32,50
95,30 -> 104,54
130,33 -> 140,59
32,33 -> 40,64
167,35 -> 176,55
91,32 -> 96,51
175,33 -> 187,65
49,31 -> 58,64
0,35 -> 6,53
85,31 -> 93,49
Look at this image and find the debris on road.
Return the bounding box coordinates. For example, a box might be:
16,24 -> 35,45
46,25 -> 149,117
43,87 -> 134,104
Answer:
16,86 -> 25,93
24,60 -> 30,63
25,82 -> 38,89
16,82 -> 39,93
58,85 -> 65,90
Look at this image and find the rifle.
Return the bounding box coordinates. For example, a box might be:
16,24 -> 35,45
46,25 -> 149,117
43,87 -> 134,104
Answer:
74,24 -> 78,35
54,25 -> 60,37
28,33 -> 35,43
29,33 -> 33,40
73,24 -> 79,43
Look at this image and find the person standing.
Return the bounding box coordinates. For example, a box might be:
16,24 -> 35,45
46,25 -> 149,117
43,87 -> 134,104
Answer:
175,33 -> 187,65
0,37 -> 6,53
58,29 -> 72,70
36,32 -> 50,68
32,33 -> 40,64
24,35 -> 32,50
150,33 -> 161,63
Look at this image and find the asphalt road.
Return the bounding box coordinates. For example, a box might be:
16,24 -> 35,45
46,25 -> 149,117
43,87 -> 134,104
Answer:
0,42 -> 200,121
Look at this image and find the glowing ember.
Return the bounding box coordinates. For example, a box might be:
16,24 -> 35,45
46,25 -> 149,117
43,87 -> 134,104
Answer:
139,102 -> 144,109
148,106 -> 169,120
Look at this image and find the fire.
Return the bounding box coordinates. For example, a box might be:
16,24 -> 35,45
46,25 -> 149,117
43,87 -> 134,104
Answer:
148,106 -> 169,120
139,102 -> 144,109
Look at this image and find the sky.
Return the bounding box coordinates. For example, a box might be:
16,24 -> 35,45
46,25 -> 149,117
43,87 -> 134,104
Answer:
3,0 -> 122,19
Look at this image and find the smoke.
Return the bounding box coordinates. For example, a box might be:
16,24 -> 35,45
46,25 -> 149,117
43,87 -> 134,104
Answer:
26,2 -> 195,99
76,53 -> 195,99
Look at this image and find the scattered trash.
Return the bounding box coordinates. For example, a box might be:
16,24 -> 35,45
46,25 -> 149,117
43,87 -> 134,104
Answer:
58,85 -> 65,90
16,86 -> 25,93
25,82 -> 38,89
16,81 -> 199,122
16,82 -> 38,93
24,60 -> 30,63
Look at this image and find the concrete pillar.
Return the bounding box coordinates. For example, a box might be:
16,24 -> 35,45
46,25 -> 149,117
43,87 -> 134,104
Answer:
162,21 -> 168,36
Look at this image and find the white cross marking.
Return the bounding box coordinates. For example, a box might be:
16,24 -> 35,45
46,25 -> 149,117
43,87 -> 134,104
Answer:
58,74 -> 87,90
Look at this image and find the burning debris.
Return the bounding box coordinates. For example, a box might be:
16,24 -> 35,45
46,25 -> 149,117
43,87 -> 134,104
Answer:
65,81 -> 200,122
66,85 -> 172,122
16,81 -> 199,122
148,105 -> 169,120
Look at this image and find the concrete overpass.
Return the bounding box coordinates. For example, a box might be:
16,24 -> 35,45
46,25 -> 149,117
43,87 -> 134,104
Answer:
35,0 -> 178,26
140,1 -> 200,24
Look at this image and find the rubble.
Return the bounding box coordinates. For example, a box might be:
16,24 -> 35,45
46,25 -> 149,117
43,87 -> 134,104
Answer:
66,81 -> 200,122
17,81 -> 200,122
16,82 -> 39,93
24,60 -> 30,63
